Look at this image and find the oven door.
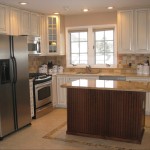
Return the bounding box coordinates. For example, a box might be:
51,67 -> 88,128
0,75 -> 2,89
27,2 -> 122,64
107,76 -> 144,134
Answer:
35,81 -> 52,108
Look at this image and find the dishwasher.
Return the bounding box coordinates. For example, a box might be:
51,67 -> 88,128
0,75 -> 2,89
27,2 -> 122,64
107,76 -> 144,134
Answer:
99,76 -> 126,81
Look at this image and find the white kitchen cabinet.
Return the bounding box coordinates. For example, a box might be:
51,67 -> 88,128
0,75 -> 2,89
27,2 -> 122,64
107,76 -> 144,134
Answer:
135,9 -> 149,53
39,15 -> 47,55
118,8 -> 150,54
30,13 -> 40,36
126,77 -> 150,115
29,79 -> 34,118
47,15 -> 65,55
10,7 -> 20,35
57,76 -> 67,108
0,4 -> 9,34
20,10 -> 30,35
117,10 -> 134,54
52,75 -> 57,107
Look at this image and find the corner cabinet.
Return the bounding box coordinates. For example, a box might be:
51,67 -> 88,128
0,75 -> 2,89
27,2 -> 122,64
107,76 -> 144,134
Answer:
47,15 -> 65,55
0,4 -> 9,34
118,8 -> 150,54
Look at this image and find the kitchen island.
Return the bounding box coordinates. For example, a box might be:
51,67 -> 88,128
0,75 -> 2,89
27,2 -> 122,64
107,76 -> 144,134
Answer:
61,79 -> 150,144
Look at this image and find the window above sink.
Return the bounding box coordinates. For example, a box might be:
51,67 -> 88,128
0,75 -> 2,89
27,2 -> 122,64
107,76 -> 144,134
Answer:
66,24 -> 117,68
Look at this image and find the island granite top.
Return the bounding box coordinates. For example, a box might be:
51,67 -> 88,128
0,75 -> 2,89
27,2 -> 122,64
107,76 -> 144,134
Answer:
61,79 -> 150,92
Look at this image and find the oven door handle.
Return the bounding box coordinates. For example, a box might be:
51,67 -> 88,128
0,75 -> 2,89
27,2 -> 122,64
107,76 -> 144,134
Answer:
35,82 -> 51,90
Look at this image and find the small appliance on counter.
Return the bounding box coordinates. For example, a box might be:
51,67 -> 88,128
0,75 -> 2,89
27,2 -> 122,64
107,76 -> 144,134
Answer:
137,63 -> 150,75
39,64 -> 48,74
143,63 -> 149,75
58,66 -> 64,73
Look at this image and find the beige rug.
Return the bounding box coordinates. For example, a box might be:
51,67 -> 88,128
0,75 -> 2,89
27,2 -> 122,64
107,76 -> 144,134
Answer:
43,117 -> 150,150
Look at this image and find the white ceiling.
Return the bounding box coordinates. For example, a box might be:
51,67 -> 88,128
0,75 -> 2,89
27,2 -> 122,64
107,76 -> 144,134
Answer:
0,0 -> 150,15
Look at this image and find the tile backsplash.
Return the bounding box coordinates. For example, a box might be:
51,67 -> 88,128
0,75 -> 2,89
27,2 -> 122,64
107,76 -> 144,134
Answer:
28,54 -> 150,74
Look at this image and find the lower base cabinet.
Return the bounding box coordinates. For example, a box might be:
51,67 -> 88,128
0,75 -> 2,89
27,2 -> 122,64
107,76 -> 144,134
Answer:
67,88 -> 145,143
126,77 -> 150,115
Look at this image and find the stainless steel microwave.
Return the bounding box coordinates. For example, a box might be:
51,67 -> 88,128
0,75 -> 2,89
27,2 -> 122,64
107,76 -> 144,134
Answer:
27,36 -> 41,54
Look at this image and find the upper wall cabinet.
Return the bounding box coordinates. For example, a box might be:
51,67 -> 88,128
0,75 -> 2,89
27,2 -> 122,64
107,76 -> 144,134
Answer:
39,15 -> 47,55
0,4 -> 9,34
117,10 -> 134,54
135,9 -> 149,53
30,13 -> 40,36
118,9 -> 150,54
47,15 -> 65,55
20,10 -> 30,35
10,7 -> 21,35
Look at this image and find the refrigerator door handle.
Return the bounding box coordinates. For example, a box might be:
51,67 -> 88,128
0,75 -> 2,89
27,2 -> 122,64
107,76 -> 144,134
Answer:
13,57 -> 17,83
9,58 -> 14,83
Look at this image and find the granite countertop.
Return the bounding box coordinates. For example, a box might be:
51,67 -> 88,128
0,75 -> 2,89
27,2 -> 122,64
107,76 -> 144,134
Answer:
57,72 -> 150,78
61,79 -> 150,92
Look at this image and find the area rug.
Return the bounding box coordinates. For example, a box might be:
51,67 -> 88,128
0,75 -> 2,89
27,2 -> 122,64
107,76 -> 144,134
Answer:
43,117 -> 150,150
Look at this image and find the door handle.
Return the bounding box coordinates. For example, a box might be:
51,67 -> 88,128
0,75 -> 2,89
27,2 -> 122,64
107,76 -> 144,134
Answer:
13,57 -> 17,83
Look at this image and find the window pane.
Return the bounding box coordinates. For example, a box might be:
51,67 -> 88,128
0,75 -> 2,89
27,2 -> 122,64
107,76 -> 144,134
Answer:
80,32 -> 87,41
71,33 -> 79,41
71,42 -> 79,53
96,53 -> 104,64
95,31 -> 104,40
80,54 -> 87,61
105,41 -> 113,52
96,42 -> 104,52
105,53 -> 114,64
71,54 -> 79,64
105,30 -> 113,40
80,60 -> 87,64
80,42 -> 87,53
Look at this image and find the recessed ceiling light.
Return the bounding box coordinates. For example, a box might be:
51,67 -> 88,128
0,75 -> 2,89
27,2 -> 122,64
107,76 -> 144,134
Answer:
107,6 -> 114,10
83,8 -> 89,12
19,2 -> 27,5
54,12 -> 59,15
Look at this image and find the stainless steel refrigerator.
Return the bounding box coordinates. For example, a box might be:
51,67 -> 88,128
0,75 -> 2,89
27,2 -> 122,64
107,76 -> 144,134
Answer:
0,35 -> 31,140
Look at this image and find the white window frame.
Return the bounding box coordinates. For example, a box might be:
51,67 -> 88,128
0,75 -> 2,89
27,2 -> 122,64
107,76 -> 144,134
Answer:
66,24 -> 117,68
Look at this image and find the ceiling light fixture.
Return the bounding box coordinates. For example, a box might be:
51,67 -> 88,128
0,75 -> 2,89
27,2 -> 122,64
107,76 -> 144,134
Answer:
19,2 -> 27,5
54,12 -> 59,15
107,6 -> 114,10
83,8 -> 89,12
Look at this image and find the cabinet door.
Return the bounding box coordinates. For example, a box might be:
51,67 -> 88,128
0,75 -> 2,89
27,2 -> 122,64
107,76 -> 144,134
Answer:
47,15 -> 65,55
52,76 -> 57,107
117,10 -> 134,54
30,13 -> 40,36
10,7 -> 20,35
20,10 -> 30,35
57,76 -> 67,108
0,4 -> 9,34
135,9 -> 149,53
126,77 -> 150,115
40,15 -> 47,55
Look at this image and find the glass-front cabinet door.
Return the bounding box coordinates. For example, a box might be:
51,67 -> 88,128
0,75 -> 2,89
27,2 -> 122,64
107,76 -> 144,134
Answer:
47,15 -> 65,55
48,16 -> 57,53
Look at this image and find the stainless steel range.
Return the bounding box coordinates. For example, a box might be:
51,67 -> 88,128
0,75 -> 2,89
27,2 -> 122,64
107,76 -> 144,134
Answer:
30,73 -> 53,118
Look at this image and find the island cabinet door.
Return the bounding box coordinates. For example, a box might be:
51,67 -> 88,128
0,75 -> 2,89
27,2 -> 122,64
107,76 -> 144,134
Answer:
66,88 -> 108,137
107,90 -> 145,143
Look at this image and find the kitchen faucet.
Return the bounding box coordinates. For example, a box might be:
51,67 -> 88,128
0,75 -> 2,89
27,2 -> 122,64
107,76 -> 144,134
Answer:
86,65 -> 92,73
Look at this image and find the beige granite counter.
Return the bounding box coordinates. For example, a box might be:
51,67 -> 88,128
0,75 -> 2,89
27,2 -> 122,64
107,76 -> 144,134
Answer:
61,79 -> 150,92
57,72 -> 150,78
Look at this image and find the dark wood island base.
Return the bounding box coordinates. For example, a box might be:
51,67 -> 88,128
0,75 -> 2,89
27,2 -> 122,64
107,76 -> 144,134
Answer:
66,88 -> 146,144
